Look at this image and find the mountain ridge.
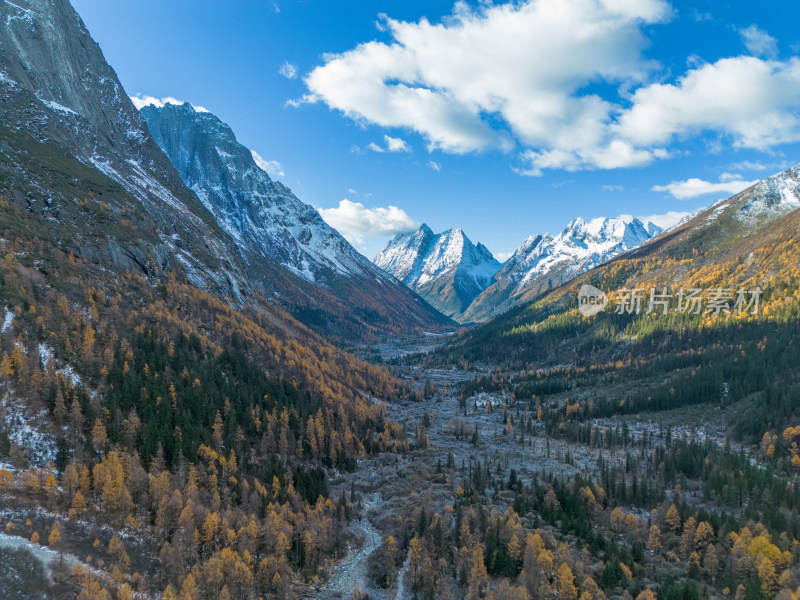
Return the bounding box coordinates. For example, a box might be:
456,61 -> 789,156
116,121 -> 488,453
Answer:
373,214 -> 663,323
433,161 -> 800,370
461,214 -> 662,322
374,224 -> 501,319
0,0 -> 451,343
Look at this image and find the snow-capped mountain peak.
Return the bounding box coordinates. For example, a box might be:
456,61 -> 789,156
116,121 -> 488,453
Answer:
461,214 -> 662,322
374,224 -> 501,319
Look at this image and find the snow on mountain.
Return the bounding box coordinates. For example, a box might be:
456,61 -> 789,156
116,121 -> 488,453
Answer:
374,225 -> 501,319
0,0 -> 238,289
139,102 -> 389,285
515,215 -> 657,288
137,102 -> 453,337
0,0 -> 450,339
737,165 -> 800,224
462,215 -> 662,322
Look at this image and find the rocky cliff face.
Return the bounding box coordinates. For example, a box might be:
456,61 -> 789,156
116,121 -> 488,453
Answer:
0,0 -> 241,293
138,103 -> 452,336
140,103 -> 380,284
374,225 -> 501,320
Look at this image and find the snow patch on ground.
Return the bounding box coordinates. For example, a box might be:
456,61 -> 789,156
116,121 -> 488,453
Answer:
37,343 -> 52,370
57,365 -> 81,387
0,70 -> 18,87
4,0 -> 37,25
703,200 -> 729,225
1,307 -> 14,332
1,395 -> 57,466
37,341 -> 82,387
0,531 -> 98,582
38,97 -> 77,116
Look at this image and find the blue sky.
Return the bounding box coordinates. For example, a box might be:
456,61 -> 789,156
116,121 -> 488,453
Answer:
72,0 -> 800,260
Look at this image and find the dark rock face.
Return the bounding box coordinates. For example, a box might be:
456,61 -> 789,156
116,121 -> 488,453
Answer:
0,0 -> 235,291
139,103 -> 381,285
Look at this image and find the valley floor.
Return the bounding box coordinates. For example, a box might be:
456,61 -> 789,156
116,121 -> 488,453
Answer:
306,332 -> 786,600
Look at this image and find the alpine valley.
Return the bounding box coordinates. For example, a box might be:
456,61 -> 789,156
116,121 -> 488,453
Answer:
2,2 -> 800,600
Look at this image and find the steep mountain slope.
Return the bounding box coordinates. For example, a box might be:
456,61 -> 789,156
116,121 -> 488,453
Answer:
374,224 -> 501,319
138,102 -> 451,339
0,0 -> 450,341
0,0 -> 241,291
141,101 -> 369,282
462,215 -> 662,322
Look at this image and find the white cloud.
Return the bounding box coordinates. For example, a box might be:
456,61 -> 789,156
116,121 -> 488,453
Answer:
130,95 -> 209,113
739,25 -> 778,59
638,210 -> 690,229
616,56 -> 800,151
428,160 -> 442,171
385,135 -> 410,152
251,150 -> 285,178
302,0 -> 670,160
494,251 -> 513,262
298,1 -> 800,176
317,199 -> 419,247
651,176 -> 759,200
602,184 -> 623,192
279,61 -> 298,79
366,134 -> 411,153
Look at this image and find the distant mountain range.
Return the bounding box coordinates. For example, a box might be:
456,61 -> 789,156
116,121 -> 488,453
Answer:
374,216 -> 666,323
440,161 -> 800,369
462,215 -> 664,322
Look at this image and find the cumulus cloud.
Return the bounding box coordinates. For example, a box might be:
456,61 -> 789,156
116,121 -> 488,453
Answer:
130,95 -> 209,113
251,150 -> 285,178
279,61 -> 298,79
302,0 -> 670,161
317,199 -> 419,247
739,25 -> 778,59
616,56 -> 800,151
651,176 -> 759,200
297,0 -> 800,176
